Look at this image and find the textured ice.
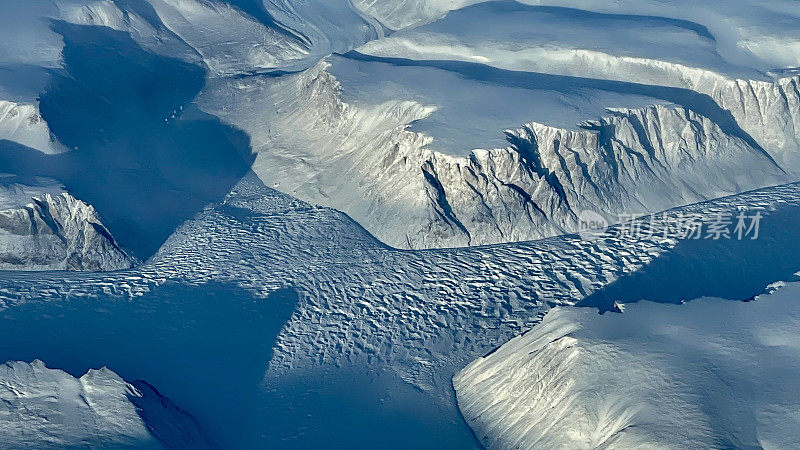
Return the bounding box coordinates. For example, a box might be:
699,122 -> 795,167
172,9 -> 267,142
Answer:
454,279 -> 800,449
1,2 -> 800,444
1,176 -> 799,388
0,174 -> 798,446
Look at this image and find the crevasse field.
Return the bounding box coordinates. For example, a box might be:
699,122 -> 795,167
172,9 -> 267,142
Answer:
0,1 -> 799,449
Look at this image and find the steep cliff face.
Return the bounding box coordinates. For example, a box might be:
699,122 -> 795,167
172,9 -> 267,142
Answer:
708,75 -> 800,171
0,192 -> 134,271
351,0 -> 482,30
358,2 -> 800,175
200,60 -> 791,249
419,103 -> 788,246
5,0 -> 799,251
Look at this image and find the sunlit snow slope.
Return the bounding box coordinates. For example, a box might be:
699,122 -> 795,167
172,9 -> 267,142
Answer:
0,177 -> 134,271
2,175 -> 799,447
5,0 -> 800,253
196,0 -> 800,249
454,279 -> 800,449
0,360 -> 211,449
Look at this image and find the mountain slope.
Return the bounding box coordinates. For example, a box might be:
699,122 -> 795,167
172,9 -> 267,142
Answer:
200,58 -> 790,248
454,280 -> 800,449
0,101 -> 65,154
0,189 -> 134,271
0,360 -> 211,449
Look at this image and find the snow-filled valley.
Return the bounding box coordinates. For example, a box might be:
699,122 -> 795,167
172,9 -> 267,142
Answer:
1,0 -> 800,448
2,175 -> 800,447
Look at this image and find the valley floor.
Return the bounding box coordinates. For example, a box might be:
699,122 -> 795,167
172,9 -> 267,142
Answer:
1,175 -> 799,447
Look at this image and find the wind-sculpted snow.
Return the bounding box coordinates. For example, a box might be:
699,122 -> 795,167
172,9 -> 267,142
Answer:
350,0 -> 480,31
199,59 -> 790,249
0,360 -> 211,449
56,0 -> 387,75
0,190 -> 134,271
262,0 -> 380,68
1,176 -> 799,392
144,0 -> 308,76
453,279 -> 800,449
352,0 -> 800,70
519,0 -> 800,71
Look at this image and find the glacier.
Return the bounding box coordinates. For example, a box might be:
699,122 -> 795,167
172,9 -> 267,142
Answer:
188,0 -> 800,250
199,56 -> 793,249
4,0 -> 800,251
1,175 -> 800,447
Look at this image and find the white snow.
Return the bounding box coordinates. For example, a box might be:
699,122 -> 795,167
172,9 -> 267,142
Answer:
454,280 -> 800,449
0,184 -> 134,271
199,59 -> 791,249
518,0 -> 800,71
144,0 -> 307,76
0,360 -> 211,449
2,175 -> 799,392
353,0 -> 800,70
358,2 -> 800,171
1,1 -> 799,446
2,0 -> 798,250
0,100 -> 66,154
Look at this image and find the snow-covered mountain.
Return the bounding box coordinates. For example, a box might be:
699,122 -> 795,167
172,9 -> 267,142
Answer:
4,0 -> 800,252
453,279 -> 800,449
0,360 -> 211,449
195,0 -> 800,249
199,57 -> 792,248
1,174 -> 799,447
0,181 -> 134,271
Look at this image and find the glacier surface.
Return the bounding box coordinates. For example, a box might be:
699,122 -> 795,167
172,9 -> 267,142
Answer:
1,175 -> 799,447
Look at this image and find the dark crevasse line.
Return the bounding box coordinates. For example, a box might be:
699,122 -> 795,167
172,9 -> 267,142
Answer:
0,21 -> 255,260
